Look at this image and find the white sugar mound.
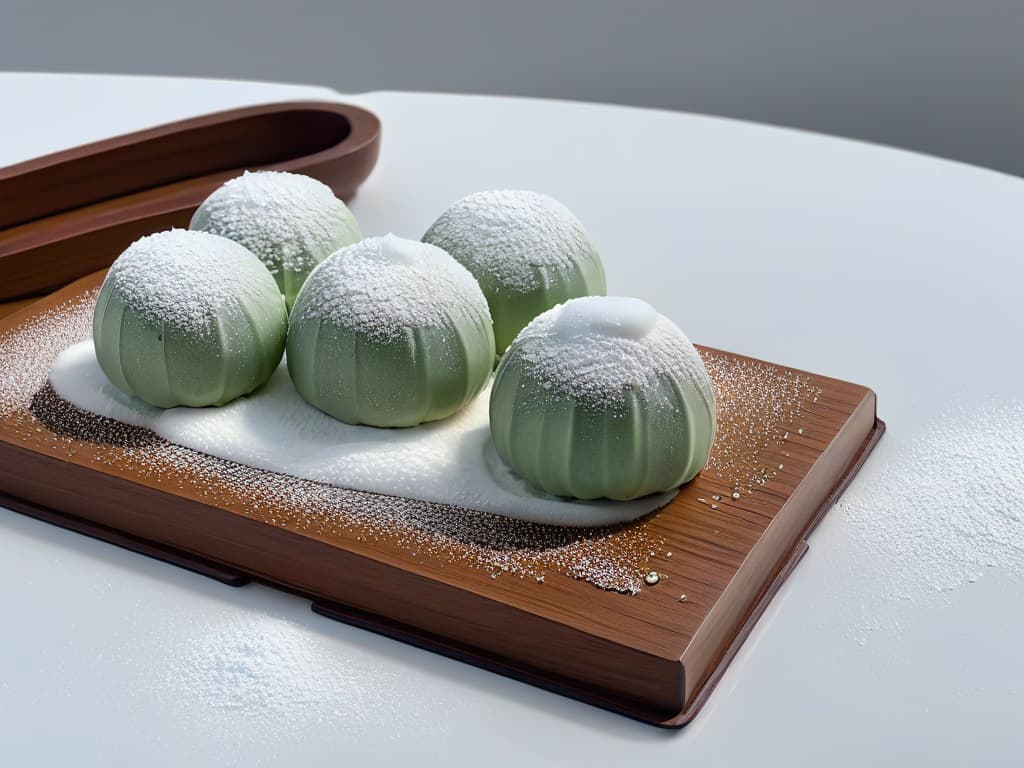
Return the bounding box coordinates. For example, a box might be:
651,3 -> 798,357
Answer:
164,610 -> 387,716
295,234 -> 490,342
422,189 -> 595,292
509,296 -> 714,408
49,341 -> 675,527
190,170 -> 359,277
841,401 -> 1024,597
102,229 -> 272,333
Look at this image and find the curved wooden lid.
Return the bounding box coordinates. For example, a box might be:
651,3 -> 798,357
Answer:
0,100 -> 381,301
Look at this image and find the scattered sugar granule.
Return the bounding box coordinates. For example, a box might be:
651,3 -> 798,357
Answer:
702,351 -> 819,493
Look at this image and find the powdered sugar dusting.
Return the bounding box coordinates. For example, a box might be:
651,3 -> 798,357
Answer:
840,401 -> 1024,598
190,170 -> 360,279
294,234 -> 491,342
0,292 -> 96,417
702,351 -> 821,494
160,610 -> 401,717
422,190 -> 596,293
101,229 -> 275,334
506,296 -> 714,409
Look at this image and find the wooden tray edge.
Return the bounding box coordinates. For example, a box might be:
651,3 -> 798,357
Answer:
0,491 -> 250,586
661,414 -> 886,727
0,415 -> 885,729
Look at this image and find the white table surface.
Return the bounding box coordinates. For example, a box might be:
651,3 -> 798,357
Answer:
1,73 -> 1021,766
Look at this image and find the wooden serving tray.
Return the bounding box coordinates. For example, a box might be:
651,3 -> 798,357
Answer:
0,274 -> 883,727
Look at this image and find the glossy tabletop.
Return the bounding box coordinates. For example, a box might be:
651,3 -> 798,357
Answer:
1,73 -> 1021,766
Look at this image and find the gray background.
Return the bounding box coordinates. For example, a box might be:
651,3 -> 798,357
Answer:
2,0 -> 1021,175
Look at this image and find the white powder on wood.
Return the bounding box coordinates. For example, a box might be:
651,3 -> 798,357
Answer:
0,293 -> 97,417
702,351 -> 820,494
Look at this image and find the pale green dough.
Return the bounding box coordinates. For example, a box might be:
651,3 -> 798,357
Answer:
93,229 -> 288,408
190,170 -> 362,310
422,189 -> 606,353
287,235 -> 496,428
489,296 -> 717,501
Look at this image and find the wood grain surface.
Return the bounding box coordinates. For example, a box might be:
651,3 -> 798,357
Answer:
0,101 -> 380,302
0,274 -> 882,726
0,296 -> 34,321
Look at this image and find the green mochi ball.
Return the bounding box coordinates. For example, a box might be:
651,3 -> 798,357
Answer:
93,229 -> 288,408
287,234 -> 496,428
489,296 -> 717,501
422,189 -> 607,354
190,170 -> 362,310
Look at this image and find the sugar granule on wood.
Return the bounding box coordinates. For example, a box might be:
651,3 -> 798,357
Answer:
701,351 -> 820,494
29,384 -> 661,592
0,291 -> 98,418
